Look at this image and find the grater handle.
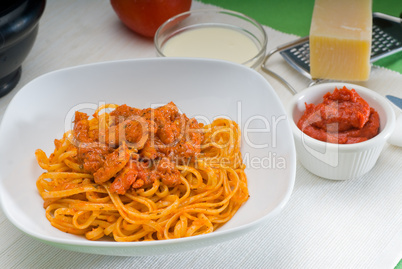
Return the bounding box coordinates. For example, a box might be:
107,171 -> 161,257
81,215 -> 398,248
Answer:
262,37 -> 312,95
261,47 -> 298,95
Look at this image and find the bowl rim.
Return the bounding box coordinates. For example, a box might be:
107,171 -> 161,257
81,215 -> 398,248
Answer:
154,8 -> 267,68
0,0 -> 26,16
288,82 -> 396,152
0,0 -> 46,46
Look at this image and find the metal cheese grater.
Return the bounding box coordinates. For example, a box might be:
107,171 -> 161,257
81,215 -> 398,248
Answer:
262,12 -> 402,94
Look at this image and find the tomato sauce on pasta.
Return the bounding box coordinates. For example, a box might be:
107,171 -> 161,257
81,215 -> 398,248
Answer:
35,102 -> 249,241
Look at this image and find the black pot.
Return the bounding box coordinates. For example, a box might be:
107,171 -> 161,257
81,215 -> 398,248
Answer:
0,0 -> 46,98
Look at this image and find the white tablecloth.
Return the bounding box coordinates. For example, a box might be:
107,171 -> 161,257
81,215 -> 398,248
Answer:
0,1 -> 401,268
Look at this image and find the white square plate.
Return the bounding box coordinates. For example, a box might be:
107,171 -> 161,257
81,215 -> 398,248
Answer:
0,58 -> 295,256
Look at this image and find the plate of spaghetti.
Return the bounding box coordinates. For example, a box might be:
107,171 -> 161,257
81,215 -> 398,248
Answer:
0,58 -> 296,256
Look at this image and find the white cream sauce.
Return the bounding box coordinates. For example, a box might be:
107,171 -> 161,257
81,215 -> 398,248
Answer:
162,26 -> 259,66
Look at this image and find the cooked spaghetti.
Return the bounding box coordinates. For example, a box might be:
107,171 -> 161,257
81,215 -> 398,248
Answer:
35,102 -> 248,241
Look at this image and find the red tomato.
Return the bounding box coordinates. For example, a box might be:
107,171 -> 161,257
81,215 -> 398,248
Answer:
110,0 -> 192,38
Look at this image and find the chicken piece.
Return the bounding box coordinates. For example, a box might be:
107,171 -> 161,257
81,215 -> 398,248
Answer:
131,162 -> 158,189
140,139 -> 164,160
110,104 -> 142,125
110,159 -> 157,194
109,157 -> 181,194
78,144 -> 112,173
123,116 -> 150,149
109,162 -> 138,194
157,114 -> 182,145
93,143 -> 130,184
73,111 -> 92,143
155,117 -> 203,160
155,101 -> 180,121
174,118 -> 203,158
156,157 -> 181,187
98,117 -> 148,149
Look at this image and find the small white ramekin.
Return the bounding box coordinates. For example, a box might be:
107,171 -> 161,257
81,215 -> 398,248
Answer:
288,82 -> 395,180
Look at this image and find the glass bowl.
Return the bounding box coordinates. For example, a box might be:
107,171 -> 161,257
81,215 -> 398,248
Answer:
154,9 -> 267,69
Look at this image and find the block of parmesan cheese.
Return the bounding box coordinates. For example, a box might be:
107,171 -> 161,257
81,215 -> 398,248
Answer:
309,0 -> 372,81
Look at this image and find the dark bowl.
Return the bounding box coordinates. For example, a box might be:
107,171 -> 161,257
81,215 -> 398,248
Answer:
0,0 -> 46,98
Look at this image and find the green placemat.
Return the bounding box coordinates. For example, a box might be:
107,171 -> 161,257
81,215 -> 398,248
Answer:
199,0 -> 402,74
396,259 -> 402,269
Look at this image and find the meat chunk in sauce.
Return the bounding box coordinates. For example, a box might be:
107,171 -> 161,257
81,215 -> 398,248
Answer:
93,143 -> 130,184
110,157 -> 181,194
73,102 -> 203,194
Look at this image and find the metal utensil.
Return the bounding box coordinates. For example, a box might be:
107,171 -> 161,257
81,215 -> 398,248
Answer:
386,95 -> 402,110
386,95 -> 402,147
262,12 -> 402,94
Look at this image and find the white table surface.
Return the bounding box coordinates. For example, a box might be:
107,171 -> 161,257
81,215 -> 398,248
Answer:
0,1 -> 401,268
